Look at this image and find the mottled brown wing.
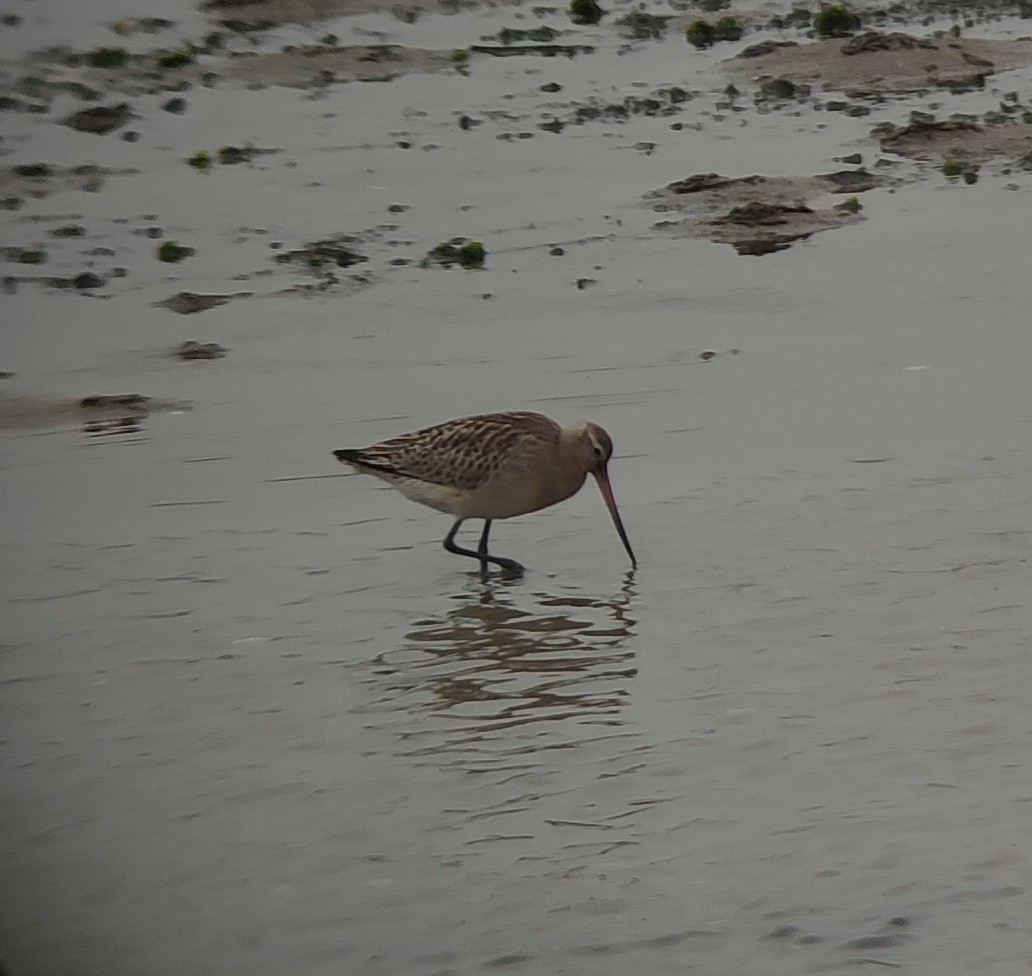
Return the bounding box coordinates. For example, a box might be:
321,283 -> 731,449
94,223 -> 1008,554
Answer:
356,412 -> 559,491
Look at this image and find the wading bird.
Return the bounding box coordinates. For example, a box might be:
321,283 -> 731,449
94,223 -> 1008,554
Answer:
333,411 -> 636,576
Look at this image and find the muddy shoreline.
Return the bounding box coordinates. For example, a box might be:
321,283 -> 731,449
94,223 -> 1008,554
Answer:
3,0 -> 1032,974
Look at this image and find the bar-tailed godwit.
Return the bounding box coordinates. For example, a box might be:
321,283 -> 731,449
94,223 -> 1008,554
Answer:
333,411 -> 636,575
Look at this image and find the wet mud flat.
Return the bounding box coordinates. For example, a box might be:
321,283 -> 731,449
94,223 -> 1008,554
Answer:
3,0 -> 1032,974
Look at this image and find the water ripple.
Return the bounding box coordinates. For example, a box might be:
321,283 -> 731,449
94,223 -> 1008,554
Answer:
356,578 -> 639,764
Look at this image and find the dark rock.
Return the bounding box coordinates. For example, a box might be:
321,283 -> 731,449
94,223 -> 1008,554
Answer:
86,46 -> 131,69
122,130 -> 140,143
738,39 -> 798,58
469,43 -> 594,58
276,238 -> 367,270
497,26 -> 559,44
838,152 -> 863,164
615,11 -> 671,38
841,31 -> 935,54
162,97 -> 188,113
576,277 -> 596,289
387,204 -> 410,213
458,114 -> 480,130
759,76 -> 798,100
667,173 -> 732,194
878,116 -> 981,153
217,145 -> 250,164
72,272 -> 105,289
541,81 -> 563,92
569,0 -> 603,25
155,291 -> 251,314
63,102 -> 134,135
712,201 -> 813,226
550,246 -> 565,256
539,118 -> 565,133
13,162 -> 52,178
49,224 -> 86,238
699,350 -> 717,361
733,237 -> 798,255
176,340 -> 228,360
817,168 -> 881,192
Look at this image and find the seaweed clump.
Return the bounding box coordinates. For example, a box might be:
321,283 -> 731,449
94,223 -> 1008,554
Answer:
686,17 -> 742,46
421,238 -> 486,269
156,49 -> 194,69
686,20 -> 716,47
87,47 -> 130,68
158,241 -> 195,263
814,4 -> 859,37
713,16 -> 743,40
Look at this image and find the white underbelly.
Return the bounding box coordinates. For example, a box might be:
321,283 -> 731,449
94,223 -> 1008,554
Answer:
390,476 -> 464,515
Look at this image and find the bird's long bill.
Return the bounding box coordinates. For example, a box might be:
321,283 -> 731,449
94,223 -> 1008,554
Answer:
593,469 -> 637,569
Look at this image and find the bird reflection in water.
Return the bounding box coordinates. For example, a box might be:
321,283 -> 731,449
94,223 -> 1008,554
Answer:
364,575 -> 638,754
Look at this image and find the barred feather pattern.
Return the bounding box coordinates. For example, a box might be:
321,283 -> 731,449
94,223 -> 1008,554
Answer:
346,412 -> 562,491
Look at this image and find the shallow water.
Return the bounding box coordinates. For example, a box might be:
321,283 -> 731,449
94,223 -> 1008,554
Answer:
4,1 -> 1032,973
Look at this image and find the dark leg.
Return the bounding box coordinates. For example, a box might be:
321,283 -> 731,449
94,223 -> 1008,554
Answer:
443,519 -> 524,576
476,520 -> 492,557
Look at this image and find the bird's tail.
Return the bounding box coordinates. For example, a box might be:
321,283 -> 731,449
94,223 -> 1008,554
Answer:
333,449 -> 401,477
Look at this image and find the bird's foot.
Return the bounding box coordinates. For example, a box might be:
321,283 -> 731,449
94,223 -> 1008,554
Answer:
493,557 -> 525,578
